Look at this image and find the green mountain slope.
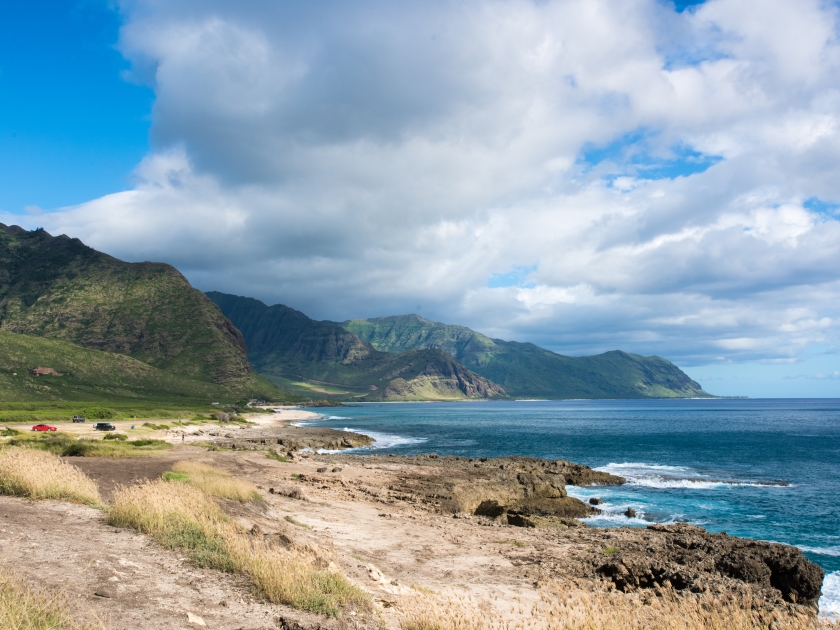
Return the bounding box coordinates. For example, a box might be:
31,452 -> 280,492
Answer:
206,292 -> 507,401
343,314 -> 711,399
0,330 -> 228,401
0,224 -> 283,400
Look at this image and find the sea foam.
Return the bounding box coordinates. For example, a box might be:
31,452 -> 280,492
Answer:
820,571 -> 840,619
596,462 -> 788,490
317,427 -> 428,453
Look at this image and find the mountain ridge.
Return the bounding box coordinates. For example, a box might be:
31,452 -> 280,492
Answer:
0,224 -> 283,401
206,292 -> 507,401
343,313 -> 711,399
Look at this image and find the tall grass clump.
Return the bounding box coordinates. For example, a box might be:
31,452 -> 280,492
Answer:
0,448 -> 101,506
165,461 -> 261,502
107,478 -> 369,617
397,584 -> 840,630
0,565 -> 102,630
107,479 -> 235,570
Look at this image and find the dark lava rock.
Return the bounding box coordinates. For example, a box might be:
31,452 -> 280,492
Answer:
316,467 -> 328,473
331,467 -> 343,473
589,497 -> 604,505
593,523 -> 824,606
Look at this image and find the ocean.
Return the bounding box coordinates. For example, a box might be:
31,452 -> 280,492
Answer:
299,398 -> 840,617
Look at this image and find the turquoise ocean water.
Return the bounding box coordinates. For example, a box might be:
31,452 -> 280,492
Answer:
299,399 -> 840,616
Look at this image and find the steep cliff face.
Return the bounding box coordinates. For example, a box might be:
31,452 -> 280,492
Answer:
207,292 -> 507,401
345,314 -> 711,399
0,225 -> 263,391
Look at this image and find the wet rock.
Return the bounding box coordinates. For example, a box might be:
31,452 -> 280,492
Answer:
589,497 -> 604,505
625,507 -> 636,518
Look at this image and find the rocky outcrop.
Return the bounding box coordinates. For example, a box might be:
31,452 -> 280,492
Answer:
590,523 -> 824,607
330,453 -> 624,527
213,425 -> 374,452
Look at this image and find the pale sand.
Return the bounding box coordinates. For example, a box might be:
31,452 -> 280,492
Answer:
1,407 -> 324,442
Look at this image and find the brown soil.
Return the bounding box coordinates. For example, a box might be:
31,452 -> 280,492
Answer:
66,451 -> 190,501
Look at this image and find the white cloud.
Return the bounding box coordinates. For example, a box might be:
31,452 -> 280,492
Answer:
7,0 -> 840,372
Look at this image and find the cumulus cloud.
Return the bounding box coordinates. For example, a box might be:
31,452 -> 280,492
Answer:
8,0 -> 840,369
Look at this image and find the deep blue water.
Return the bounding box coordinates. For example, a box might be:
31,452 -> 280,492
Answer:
299,399 -> 840,615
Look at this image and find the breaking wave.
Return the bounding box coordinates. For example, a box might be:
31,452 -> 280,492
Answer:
820,571 -> 840,619
596,462 -> 789,489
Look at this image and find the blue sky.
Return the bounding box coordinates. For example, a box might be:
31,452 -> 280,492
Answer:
2,0 -> 840,398
0,1 -> 152,213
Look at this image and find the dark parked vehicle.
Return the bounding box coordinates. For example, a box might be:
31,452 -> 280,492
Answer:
92,422 -> 116,431
31,424 -> 57,432
72,415 -> 85,423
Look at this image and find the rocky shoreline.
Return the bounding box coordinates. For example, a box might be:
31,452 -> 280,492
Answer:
203,420 -> 827,615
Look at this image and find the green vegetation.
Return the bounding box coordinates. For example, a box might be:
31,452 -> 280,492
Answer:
267,448 -> 290,462
208,292 -> 709,400
142,422 -> 171,430
603,547 -> 619,555
4,432 -> 171,457
206,292 -> 506,401
284,515 -> 311,529
0,224 -> 292,402
344,314 -> 712,399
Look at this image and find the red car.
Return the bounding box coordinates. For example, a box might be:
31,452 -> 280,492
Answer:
31,424 -> 57,432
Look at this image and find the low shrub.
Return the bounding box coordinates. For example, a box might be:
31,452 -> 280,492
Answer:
82,407 -> 116,420
7,434 -> 171,457
102,433 -> 127,441
0,428 -> 20,437
0,448 -> 101,505
266,449 -> 290,463
141,422 -> 170,431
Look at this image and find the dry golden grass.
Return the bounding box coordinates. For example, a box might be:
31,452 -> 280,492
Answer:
166,460 -> 261,502
107,478 -> 369,617
0,447 -> 101,506
0,564 -> 104,630
397,583 -> 840,630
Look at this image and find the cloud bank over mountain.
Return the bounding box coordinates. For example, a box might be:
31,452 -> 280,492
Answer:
11,0 -> 840,391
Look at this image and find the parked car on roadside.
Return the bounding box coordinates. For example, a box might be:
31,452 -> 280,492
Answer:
72,415 -> 85,423
31,424 -> 57,432
92,422 -> 116,431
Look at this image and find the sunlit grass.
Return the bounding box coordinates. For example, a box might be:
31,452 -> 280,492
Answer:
167,461 -> 261,502
0,448 -> 101,505
0,564 -> 103,630
397,584 -> 839,630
